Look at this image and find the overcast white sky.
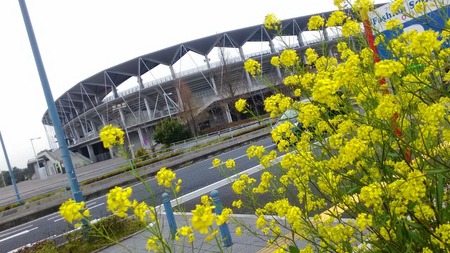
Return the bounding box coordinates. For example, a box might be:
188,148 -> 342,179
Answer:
0,0 -> 389,170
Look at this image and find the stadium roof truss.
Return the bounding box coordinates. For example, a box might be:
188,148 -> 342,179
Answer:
41,7 -> 371,131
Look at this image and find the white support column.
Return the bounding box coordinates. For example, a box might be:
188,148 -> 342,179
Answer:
297,32 -> 305,47
169,65 -> 176,79
112,85 -> 119,99
210,76 -> 218,95
137,76 -> 144,90
175,83 -> 184,111
87,144 -> 96,162
137,128 -> 146,149
223,103 -> 233,123
205,55 -> 218,95
239,47 -> 254,87
144,97 -> 153,121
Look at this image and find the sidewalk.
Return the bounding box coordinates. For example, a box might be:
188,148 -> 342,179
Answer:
96,213 -> 307,253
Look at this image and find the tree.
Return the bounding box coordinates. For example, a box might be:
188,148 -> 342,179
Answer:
216,47 -> 247,121
176,80 -> 199,137
153,118 -> 191,147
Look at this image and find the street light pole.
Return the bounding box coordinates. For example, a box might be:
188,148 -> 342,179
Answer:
0,131 -> 22,204
30,137 -> 41,177
18,0 -> 84,203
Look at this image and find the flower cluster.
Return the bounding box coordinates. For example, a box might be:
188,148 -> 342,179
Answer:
99,124 -> 125,149
237,1 -> 450,251
234,98 -> 247,113
244,58 -> 262,77
59,198 -> 90,227
191,195 -> 216,234
106,186 -> 133,218
264,13 -> 281,31
156,167 -> 176,188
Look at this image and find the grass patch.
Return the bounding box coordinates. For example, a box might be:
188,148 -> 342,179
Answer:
16,215 -> 145,253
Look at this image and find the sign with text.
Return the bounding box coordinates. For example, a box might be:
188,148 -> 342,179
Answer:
368,0 -> 450,59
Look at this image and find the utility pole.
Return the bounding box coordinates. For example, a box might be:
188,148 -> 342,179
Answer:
0,131 -> 22,204
18,0 -> 84,203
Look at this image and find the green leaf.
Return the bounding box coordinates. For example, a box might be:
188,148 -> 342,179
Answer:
289,245 -> 300,253
424,168 -> 449,175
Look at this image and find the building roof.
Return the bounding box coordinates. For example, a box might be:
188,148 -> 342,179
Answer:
41,4 -> 385,126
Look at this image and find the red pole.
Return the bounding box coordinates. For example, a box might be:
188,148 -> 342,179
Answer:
361,12 -> 412,162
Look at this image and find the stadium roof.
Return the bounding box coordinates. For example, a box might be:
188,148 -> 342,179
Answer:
42,5 -> 385,125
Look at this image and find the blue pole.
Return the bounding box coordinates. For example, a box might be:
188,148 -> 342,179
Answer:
210,190 -> 233,247
162,192 -> 177,238
0,131 -> 22,204
18,0 -> 84,203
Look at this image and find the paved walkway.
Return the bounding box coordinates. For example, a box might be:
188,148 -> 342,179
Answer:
96,213 -> 307,253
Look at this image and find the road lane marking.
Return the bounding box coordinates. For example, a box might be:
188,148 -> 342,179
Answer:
208,154 -> 247,169
47,215 -> 59,220
88,202 -> 105,210
207,143 -> 276,169
0,227 -> 38,242
0,224 -> 34,238
86,201 -> 97,207
172,155 -> 284,207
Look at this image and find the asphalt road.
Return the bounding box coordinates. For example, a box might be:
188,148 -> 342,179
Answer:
1,137 -> 276,253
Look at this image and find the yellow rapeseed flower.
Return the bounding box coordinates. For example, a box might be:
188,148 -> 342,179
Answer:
146,236 -> 163,252
176,226 -> 195,243
386,19 -> 403,30
247,145 -> 265,159
374,59 -> 404,78
191,197 -> 216,234
244,59 -> 262,77
279,49 -> 299,67
326,10 -> 347,27
305,48 -> 318,65
235,227 -> 242,236
132,200 -> 153,223
308,15 -> 325,30
99,124 -> 125,149
106,186 -> 133,218
342,19 -> 361,37
59,198 -> 90,226
390,0 -> 405,13
353,0 -> 374,17
431,224 -> 450,249
225,158 -> 236,169
212,158 -> 222,167
270,56 -> 280,67
156,167 -> 176,188
216,207 -> 232,226
264,13 -> 281,31
234,98 -> 247,113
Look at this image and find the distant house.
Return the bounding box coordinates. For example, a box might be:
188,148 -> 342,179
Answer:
27,149 -> 92,180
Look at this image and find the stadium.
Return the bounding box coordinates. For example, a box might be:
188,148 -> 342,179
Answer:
36,9 -> 355,176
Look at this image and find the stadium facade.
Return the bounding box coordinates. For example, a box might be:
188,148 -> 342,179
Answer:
40,9 -> 352,166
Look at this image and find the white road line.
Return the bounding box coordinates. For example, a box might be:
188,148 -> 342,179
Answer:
173,157 -> 283,206
0,227 -> 38,243
208,154 -> 248,169
86,201 -> 97,207
88,202 -> 104,210
0,224 -> 34,238
47,215 -> 59,220
207,143 -> 276,170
